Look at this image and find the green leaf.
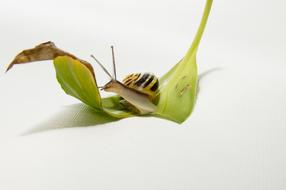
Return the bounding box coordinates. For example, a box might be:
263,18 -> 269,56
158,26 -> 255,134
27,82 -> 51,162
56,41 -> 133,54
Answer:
154,0 -> 213,123
54,56 -> 102,109
102,96 -> 134,118
53,0 -> 213,123
54,56 -> 132,118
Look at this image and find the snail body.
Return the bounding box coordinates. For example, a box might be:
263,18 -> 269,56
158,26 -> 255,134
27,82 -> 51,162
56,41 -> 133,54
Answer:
91,47 -> 159,114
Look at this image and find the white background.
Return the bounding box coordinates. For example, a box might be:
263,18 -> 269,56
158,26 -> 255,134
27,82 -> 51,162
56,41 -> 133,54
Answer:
0,0 -> 286,189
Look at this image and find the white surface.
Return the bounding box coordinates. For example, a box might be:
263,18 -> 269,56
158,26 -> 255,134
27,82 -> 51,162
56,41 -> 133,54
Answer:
0,0 -> 286,190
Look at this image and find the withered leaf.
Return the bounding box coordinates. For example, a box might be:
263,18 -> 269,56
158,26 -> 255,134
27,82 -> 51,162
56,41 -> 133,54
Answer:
6,41 -> 95,77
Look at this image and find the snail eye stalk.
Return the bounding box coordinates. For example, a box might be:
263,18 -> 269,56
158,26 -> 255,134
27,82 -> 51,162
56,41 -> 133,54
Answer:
90,54 -> 113,79
111,46 -> 117,80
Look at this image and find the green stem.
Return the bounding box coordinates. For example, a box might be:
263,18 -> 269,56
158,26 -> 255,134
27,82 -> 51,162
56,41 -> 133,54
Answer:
185,0 -> 213,60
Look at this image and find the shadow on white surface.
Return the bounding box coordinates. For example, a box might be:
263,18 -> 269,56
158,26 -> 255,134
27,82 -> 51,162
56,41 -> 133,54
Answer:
21,103 -> 119,135
199,67 -> 222,83
197,67 -> 223,93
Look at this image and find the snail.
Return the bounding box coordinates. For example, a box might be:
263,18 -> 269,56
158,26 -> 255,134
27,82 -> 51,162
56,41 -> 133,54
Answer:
91,46 -> 159,115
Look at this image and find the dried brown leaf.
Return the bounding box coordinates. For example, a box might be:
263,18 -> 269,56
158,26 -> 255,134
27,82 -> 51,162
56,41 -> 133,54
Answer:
6,41 -> 95,77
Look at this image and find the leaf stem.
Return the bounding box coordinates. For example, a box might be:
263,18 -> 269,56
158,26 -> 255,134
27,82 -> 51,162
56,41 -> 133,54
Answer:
185,0 -> 213,60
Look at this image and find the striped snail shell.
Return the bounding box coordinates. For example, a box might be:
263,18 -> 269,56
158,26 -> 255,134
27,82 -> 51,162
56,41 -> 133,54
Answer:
122,73 -> 159,101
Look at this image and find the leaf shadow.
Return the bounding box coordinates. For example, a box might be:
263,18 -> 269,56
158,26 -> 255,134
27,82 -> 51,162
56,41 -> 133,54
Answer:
197,67 -> 223,94
199,67 -> 223,82
22,103 -> 119,136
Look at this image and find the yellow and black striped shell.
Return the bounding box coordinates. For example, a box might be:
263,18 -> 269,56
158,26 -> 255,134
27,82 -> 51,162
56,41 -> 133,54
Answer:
122,73 -> 159,100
